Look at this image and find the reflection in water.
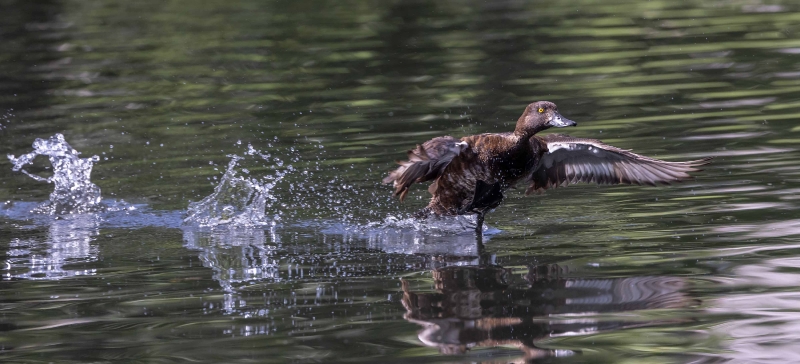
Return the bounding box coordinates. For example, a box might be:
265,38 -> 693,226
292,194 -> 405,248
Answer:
712,258 -> 800,363
714,219 -> 800,240
354,218 -> 491,256
183,227 -> 279,314
180,223 -> 695,362
183,227 -> 278,288
4,214 -> 99,280
181,222 -> 481,315
402,261 -> 690,361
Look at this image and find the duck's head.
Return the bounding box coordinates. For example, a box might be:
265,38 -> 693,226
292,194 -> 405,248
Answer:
515,101 -> 577,136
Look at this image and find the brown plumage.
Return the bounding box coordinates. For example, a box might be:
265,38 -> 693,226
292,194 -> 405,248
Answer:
382,136 -> 467,201
383,101 -> 711,233
526,134 -> 711,194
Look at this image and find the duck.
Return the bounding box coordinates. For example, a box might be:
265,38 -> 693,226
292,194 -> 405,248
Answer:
383,101 -> 711,234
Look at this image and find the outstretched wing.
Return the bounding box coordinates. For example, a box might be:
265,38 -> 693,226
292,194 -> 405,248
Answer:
525,134 -> 711,195
383,136 -> 468,201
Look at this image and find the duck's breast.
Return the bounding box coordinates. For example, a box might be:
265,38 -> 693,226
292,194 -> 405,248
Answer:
429,134 -> 533,214
473,134 -> 540,184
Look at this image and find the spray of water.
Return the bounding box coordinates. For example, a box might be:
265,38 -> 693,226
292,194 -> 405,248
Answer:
183,141 -> 485,235
0,108 -> 12,130
7,134 -> 102,214
184,144 -> 293,227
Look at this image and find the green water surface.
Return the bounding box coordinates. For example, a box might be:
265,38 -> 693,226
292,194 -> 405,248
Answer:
3,0 -> 800,362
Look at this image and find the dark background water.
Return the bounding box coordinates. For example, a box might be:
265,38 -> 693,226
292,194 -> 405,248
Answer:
3,0 -> 800,362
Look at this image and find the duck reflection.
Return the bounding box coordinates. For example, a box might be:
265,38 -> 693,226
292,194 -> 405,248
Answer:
402,260 -> 691,360
180,222 -> 692,356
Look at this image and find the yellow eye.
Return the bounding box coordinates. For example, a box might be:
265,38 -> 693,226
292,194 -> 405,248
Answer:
538,108 -> 544,113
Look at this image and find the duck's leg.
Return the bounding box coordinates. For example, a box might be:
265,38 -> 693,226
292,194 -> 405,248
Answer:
475,212 -> 485,235
476,230 -> 487,263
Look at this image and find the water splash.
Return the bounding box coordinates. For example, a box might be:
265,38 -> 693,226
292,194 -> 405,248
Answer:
181,141 -> 493,236
7,134 -> 102,214
369,214 -> 491,235
0,108 -> 12,130
184,144 -> 292,227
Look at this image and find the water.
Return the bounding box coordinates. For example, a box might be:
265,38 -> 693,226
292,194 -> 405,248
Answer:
8,133 -> 102,214
3,0 -> 800,362
184,144 -> 291,227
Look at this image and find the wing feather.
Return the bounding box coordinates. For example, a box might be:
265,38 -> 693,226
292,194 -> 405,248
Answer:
384,136 -> 468,201
526,134 -> 711,194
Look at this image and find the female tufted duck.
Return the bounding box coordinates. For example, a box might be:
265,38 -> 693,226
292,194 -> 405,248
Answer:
383,101 -> 711,234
